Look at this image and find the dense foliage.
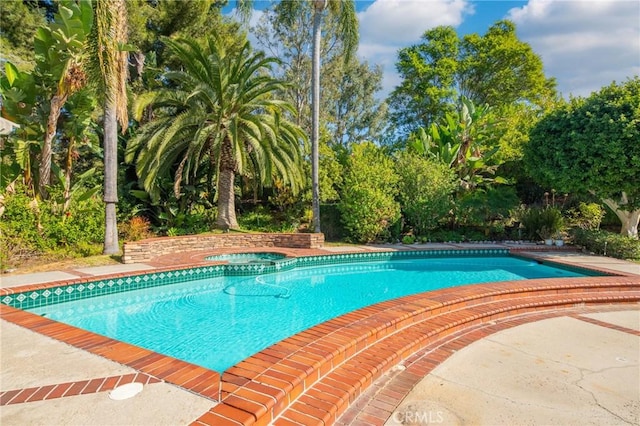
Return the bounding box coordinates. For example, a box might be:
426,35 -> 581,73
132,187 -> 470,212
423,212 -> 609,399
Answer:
388,21 -> 556,140
395,153 -> 456,235
1,3 -> 637,267
338,143 -> 400,243
526,77 -> 640,237
572,229 -> 640,261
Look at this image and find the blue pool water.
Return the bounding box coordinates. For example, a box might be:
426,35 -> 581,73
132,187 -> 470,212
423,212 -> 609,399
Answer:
29,256 -> 586,372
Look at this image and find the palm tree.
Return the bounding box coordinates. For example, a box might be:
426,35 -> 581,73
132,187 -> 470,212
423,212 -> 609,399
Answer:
126,36 -> 306,230
89,0 -> 129,254
278,0 -> 358,233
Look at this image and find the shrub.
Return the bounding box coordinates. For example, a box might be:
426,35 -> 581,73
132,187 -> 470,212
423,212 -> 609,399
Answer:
567,202 -> 605,230
402,235 -> 415,244
455,186 -> 520,230
572,229 -> 640,260
41,197 -> 105,247
520,207 -> 564,240
338,142 -> 400,243
320,204 -> 345,241
0,188 -> 105,267
120,216 -> 153,241
395,153 -> 456,235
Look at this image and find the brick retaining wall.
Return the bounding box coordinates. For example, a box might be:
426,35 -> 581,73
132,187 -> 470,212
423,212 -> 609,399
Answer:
122,233 -> 324,264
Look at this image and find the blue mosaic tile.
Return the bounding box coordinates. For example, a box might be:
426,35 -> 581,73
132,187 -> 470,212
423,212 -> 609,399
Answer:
3,248 -> 522,310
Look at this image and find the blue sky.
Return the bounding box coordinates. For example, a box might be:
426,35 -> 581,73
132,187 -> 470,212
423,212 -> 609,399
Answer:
228,1 -> 640,100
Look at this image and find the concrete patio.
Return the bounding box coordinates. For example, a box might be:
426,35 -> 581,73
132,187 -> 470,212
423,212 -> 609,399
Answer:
1,244 -> 638,425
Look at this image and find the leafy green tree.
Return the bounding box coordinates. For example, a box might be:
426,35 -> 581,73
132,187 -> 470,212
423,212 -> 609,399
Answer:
322,56 -> 388,146
338,142 -> 400,242
0,1 -> 46,70
277,0 -> 359,233
127,36 -> 305,230
458,21 -> 556,108
395,152 -> 456,235
88,0 -> 130,254
389,20 -> 556,140
388,26 -> 459,138
526,77 -> 640,238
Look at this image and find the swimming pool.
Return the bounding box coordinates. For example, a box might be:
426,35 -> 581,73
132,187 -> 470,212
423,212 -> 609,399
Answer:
28,254 -> 589,372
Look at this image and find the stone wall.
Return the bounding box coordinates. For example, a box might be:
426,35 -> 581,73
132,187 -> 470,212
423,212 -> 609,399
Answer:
122,233 -> 324,264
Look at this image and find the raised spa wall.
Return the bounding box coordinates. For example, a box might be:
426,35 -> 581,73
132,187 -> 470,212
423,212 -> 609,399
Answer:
122,233 -> 324,264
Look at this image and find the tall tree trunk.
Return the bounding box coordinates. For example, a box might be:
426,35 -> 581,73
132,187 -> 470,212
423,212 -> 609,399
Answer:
39,93 -> 68,199
602,194 -> 640,239
311,0 -> 327,233
103,100 -> 119,254
63,137 -> 75,212
216,137 -> 239,230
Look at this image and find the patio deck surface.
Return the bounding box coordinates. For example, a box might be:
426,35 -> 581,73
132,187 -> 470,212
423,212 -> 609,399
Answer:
1,242 -> 638,425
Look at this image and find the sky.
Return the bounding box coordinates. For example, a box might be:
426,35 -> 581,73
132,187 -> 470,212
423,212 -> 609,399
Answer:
229,0 -> 640,100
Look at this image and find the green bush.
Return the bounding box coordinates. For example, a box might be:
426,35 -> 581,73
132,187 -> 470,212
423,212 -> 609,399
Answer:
520,207 -> 564,240
567,202 -> 605,230
0,188 -> 105,268
41,197 -> 105,246
455,186 -> 520,229
402,235 -> 415,244
320,204 -> 345,241
395,153 -> 456,235
338,142 -> 400,243
572,229 -> 640,260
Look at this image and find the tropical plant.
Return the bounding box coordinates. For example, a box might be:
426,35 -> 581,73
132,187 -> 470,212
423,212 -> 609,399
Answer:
1,2 -> 93,199
35,0 -> 93,199
526,77 -> 640,238
408,96 -> 506,191
127,36 -> 306,230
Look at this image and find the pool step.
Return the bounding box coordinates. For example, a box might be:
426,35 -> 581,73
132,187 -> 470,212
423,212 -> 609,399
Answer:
190,276 -> 640,425
272,291 -> 640,426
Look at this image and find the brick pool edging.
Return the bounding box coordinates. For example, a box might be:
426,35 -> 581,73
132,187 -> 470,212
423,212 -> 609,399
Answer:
191,276 -> 639,425
334,305 -> 639,426
1,249 -> 638,425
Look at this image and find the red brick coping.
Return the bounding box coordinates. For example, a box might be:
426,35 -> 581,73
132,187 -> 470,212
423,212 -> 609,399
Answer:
1,372 -> 161,406
334,306 -> 639,426
123,233 -> 324,264
1,250 -> 638,425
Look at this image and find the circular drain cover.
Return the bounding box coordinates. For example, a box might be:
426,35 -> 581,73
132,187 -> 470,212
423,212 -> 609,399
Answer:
109,382 -> 143,400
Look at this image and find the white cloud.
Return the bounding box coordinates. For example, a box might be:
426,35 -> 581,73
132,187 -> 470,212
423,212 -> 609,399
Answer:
357,0 -> 473,98
359,0 -> 470,45
507,0 -> 640,97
